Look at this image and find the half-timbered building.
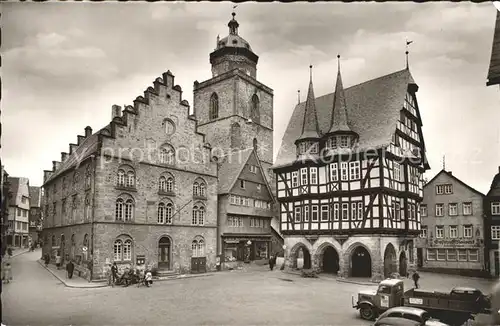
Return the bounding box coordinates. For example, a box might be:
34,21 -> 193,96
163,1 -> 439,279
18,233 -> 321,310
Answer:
273,59 -> 430,281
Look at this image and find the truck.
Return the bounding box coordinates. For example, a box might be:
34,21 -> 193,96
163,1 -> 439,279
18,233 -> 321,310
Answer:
352,278 -> 491,326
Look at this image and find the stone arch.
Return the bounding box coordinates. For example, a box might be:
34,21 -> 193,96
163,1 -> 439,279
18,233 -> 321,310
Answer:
250,94 -> 260,124
289,242 -> 312,270
399,250 -> 408,277
345,242 -> 372,278
230,123 -> 242,150
383,243 -> 397,278
314,242 -> 340,274
157,235 -> 173,270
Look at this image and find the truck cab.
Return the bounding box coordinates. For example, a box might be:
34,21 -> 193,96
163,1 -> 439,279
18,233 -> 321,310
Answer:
352,278 -> 405,320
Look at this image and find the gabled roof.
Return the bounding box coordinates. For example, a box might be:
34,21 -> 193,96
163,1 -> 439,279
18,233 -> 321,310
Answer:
328,62 -> 353,134
275,69 -> 415,167
487,169 -> 500,197
7,177 -> 19,203
487,10 -> 500,86
29,186 -> 42,208
424,169 -> 485,197
297,70 -> 321,141
218,148 -> 254,194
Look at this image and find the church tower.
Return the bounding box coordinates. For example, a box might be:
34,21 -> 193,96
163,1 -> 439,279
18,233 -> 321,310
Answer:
193,12 -> 274,180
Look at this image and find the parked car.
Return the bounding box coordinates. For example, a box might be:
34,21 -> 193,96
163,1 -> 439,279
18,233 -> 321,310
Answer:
374,316 -> 422,326
375,307 -> 449,326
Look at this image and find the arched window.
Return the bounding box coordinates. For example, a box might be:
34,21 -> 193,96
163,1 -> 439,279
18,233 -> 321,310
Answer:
115,198 -> 124,221
230,123 -> 241,149
113,240 -> 122,261
164,119 -> 175,135
85,165 -> 92,188
113,235 -> 133,262
165,202 -> 173,224
250,94 -> 260,124
126,171 -> 135,187
84,195 -> 91,221
125,199 -> 134,221
160,145 -> 175,165
198,206 -> 205,225
192,204 -> 205,225
117,170 -> 125,186
192,206 -> 198,225
253,138 -> 258,153
166,177 -> 174,192
158,203 -> 166,224
71,196 -> 77,222
83,234 -> 88,247
192,240 -> 198,257
192,238 -> 205,257
159,176 -> 166,192
209,93 -> 219,120
123,239 -> 132,261
193,182 -> 199,196
199,183 -> 206,197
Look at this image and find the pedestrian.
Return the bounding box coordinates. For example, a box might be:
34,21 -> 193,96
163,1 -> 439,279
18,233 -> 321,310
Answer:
3,262 -> 12,283
7,247 -> 12,257
412,271 -> 420,289
111,262 -> 118,285
55,253 -> 62,270
44,253 -> 50,267
269,254 -> 275,271
145,270 -> 153,287
66,260 -> 75,279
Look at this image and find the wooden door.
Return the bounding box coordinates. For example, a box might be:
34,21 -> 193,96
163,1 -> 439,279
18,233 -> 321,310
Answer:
158,237 -> 171,269
191,257 -> 207,273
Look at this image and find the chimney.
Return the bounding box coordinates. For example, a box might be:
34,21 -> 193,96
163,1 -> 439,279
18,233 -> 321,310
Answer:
85,126 -> 92,137
61,152 -> 68,162
77,135 -> 85,145
112,105 -> 122,120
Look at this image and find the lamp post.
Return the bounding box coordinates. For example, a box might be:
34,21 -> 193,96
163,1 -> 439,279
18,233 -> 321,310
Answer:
282,244 -> 287,270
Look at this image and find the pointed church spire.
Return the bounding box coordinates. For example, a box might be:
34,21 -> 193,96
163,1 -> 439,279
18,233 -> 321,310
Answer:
328,55 -> 352,134
297,65 -> 321,141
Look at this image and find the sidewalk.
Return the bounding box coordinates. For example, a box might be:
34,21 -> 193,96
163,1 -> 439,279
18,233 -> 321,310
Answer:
37,260 -> 108,288
10,247 -> 31,258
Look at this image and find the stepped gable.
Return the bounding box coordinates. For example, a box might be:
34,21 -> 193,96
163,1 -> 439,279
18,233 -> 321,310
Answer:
275,69 -> 415,167
218,148 -> 254,194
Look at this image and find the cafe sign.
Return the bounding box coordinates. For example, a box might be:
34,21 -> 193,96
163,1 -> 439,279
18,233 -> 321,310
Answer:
432,238 -> 478,247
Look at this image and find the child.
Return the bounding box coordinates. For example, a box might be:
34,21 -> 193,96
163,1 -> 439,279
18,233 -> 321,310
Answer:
145,270 -> 153,287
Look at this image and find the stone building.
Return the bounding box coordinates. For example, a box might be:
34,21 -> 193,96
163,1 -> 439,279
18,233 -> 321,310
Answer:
273,60 -> 430,282
1,165 -> 11,255
28,186 -> 43,244
41,12 -> 280,280
487,10 -> 500,87
484,166 -> 500,277
415,170 -> 486,277
7,177 -> 31,248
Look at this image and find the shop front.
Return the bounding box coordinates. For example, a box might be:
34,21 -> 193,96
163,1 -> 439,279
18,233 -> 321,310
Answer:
222,234 -> 271,269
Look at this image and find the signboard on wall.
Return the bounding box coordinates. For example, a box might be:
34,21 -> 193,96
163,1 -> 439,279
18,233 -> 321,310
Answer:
432,238 -> 478,247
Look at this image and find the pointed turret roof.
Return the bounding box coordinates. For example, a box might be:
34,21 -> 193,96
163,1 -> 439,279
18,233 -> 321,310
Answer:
296,65 -> 321,141
328,55 -> 353,134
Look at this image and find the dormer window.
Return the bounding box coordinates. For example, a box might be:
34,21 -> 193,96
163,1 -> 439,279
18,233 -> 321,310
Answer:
340,136 -> 349,148
310,142 -> 319,154
297,141 -> 319,156
326,137 -> 337,150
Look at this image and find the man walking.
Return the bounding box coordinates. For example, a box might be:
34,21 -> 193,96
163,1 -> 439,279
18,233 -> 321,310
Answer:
111,262 -> 118,285
412,271 -> 420,289
66,260 -> 75,279
269,254 -> 275,271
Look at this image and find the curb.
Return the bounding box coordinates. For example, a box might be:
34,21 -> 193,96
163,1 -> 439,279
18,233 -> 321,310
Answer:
336,278 -> 378,286
10,249 -> 31,258
37,260 -> 108,289
154,273 -> 215,282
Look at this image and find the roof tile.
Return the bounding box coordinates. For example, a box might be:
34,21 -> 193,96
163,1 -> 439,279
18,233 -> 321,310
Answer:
487,10 -> 500,86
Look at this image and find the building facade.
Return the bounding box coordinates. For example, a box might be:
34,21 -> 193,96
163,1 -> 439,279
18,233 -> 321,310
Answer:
273,61 -> 429,281
8,177 -> 31,248
41,12 -> 280,280
28,186 -> 43,244
484,166 -> 500,277
415,170 -> 486,276
1,165 -> 11,255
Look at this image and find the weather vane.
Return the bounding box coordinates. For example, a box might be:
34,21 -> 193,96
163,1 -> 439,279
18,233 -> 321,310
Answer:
405,39 -> 413,69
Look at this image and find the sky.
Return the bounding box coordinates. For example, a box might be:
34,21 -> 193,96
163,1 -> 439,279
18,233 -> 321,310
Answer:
1,2 -> 499,194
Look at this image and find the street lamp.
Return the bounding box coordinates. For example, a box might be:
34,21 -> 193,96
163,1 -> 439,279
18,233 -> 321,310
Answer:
282,245 -> 287,270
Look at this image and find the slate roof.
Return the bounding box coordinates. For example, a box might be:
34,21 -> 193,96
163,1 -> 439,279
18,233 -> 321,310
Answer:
274,68 -> 415,168
7,177 -> 19,203
328,65 -> 353,134
424,169 -> 485,197
487,168 -> 500,197
29,186 -> 41,208
218,148 -> 254,194
487,10 -> 500,86
297,73 -> 321,141
44,127 -> 108,185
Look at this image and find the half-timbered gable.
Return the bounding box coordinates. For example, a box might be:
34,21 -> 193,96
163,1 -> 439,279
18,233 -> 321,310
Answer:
274,62 -> 430,281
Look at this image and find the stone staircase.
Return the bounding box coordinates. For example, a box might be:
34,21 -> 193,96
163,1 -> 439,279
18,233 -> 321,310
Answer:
156,269 -> 177,278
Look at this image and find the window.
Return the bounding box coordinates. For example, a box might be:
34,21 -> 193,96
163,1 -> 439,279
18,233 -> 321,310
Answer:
192,239 -> 205,257
444,184 -> 453,194
349,161 -> 360,180
449,226 -> 458,238
351,203 -> 357,220
458,249 -> 467,261
126,171 -> 135,187
330,163 -> 338,182
160,145 -> 175,165
463,202 -> 472,215
393,162 -> 401,181
420,227 -> 427,238
84,195 -> 91,221
427,249 -> 436,260
249,165 -> 258,174
113,240 -> 122,261
420,204 -> 427,217
165,119 -> 175,135
311,205 -> 318,222
357,202 -> 363,221
199,183 -> 206,197
292,172 -> 299,187
256,184 -> 261,192
340,136 -> 349,148
491,226 -> 500,240
449,203 -> 458,216
114,237 -> 133,262
341,203 -> 349,221
300,168 -> 308,185
309,142 -> 319,154
304,206 -> 310,222
123,240 -> 132,261
492,202 -> 500,215
116,197 -> 134,221
436,226 -> 444,238
340,162 -> 348,181
321,205 -> 329,221
463,225 -> 472,238
468,249 -> 478,262
71,196 -> 77,222
209,93 -> 219,120
158,202 -> 173,224
117,170 -> 126,186
327,137 -> 337,150
240,180 -> 246,189
85,165 -> 92,188
250,94 -> 260,124
435,204 -> 444,217
159,177 -> 167,192
447,249 -> 457,261
294,207 -> 301,222
192,205 -> 204,225
436,185 -> 444,195
437,249 -> 446,261
333,203 -> 339,221
253,138 -> 258,153
193,183 -> 199,196
310,168 -> 318,185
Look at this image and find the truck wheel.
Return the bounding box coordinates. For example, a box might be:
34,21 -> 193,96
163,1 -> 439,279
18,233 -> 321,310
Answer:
360,306 -> 374,320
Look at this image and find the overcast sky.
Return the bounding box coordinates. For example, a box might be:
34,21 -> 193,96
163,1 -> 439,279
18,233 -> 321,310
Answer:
2,2 -> 499,194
